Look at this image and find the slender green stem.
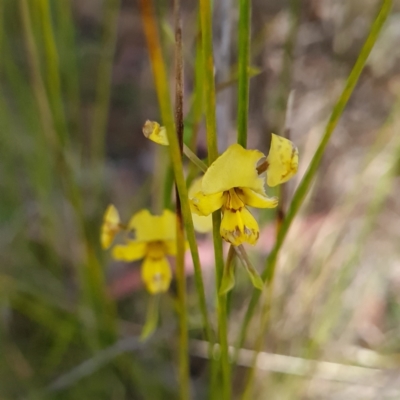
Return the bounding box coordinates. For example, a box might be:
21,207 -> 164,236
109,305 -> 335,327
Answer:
187,23 -> 204,181
275,91 -> 295,236
233,0 -> 392,362
213,213 -> 231,400
53,0 -> 82,142
139,0 -> 213,348
199,0 -> 218,162
275,0 -> 300,135
274,0 -> 300,240
183,144 -> 208,172
237,0 -> 251,147
173,1 -> 191,398
90,0 -> 120,164
199,1 -> 231,398
175,213 -> 190,399
37,0 -> 69,145
18,0 -> 58,150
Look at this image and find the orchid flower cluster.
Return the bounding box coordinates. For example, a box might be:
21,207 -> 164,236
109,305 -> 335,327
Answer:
101,206 -> 176,294
101,120 -> 298,296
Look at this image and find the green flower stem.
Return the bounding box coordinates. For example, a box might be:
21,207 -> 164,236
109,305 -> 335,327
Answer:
234,0 -> 392,365
199,0 -> 218,161
173,1 -> 191,398
199,1 -> 231,398
237,0 -> 251,147
183,144 -> 208,172
139,0 -> 213,350
212,213 -> 231,400
176,208 -> 190,400
187,26 -> 205,181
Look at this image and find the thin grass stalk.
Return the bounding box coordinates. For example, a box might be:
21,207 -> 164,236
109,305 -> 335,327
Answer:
187,23 -> 204,180
139,0 -> 213,347
234,0 -> 392,361
276,0 -> 300,136
275,91 -> 295,235
175,216 -> 190,399
0,0 -> 3,58
53,0 -> 82,141
199,0 -> 218,160
163,166 -> 175,209
237,0 -> 251,147
37,0 -> 68,145
184,144 -> 208,172
199,1 -> 231,398
18,0 -> 59,151
275,0 -> 300,233
90,0 -> 120,164
174,1 -> 191,398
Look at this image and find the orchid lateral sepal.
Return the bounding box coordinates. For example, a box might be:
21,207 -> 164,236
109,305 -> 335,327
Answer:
234,245 -> 264,290
219,245 -> 237,295
140,294 -> 160,341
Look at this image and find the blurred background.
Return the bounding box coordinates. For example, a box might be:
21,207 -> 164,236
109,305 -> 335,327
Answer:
1,0 -> 400,399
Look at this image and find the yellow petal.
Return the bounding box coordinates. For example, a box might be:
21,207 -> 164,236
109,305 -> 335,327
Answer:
192,213 -> 213,233
188,178 -> 214,232
190,190 -> 225,216
220,207 -> 259,246
142,120 -> 169,146
163,240 -> 177,255
101,204 -> 121,249
266,133 -> 299,187
236,187 -> 278,209
188,177 -> 203,196
163,239 -> 189,255
201,144 -> 266,195
128,209 -> 176,243
112,241 -> 147,261
141,256 -> 172,294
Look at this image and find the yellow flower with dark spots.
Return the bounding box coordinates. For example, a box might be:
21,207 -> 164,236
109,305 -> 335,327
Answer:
189,144 -> 278,246
112,209 -> 176,294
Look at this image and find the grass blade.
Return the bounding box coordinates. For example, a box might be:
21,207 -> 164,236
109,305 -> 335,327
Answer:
237,0 -> 251,147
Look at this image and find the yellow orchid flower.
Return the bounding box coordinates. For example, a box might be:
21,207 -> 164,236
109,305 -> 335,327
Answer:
142,120 -> 169,146
189,144 -> 278,246
266,133 -> 299,187
112,209 -> 176,294
101,204 -> 121,249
